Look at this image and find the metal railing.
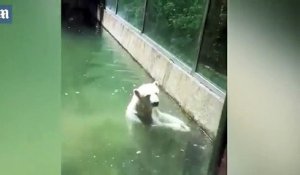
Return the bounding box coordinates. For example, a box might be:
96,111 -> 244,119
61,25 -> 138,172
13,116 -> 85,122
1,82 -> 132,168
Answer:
106,0 -> 226,99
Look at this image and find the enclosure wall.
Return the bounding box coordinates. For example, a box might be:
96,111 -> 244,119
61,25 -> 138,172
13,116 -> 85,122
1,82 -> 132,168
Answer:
102,9 -> 224,138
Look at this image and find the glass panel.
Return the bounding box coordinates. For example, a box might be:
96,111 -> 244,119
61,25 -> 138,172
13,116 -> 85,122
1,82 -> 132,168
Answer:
144,0 -> 208,67
196,0 -> 227,90
106,0 -> 117,12
117,0 -> 145,29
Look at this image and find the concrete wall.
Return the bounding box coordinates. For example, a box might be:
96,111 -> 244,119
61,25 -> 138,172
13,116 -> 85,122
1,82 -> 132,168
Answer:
102,10 -> 225,139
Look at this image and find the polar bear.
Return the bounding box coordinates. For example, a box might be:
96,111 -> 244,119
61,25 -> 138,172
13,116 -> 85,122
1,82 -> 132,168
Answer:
125,81 -> 191,175
125,81 -> 190,132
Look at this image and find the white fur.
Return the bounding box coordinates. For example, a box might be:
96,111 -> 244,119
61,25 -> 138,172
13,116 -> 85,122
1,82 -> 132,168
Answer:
125,82 -> 191,174
125,81 -> 190,133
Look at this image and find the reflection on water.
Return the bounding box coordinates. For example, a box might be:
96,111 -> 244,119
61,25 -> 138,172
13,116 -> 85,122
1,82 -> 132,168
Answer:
62,22 -> 212,175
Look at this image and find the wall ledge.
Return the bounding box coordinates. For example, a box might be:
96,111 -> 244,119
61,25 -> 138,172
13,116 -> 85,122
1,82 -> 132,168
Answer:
102,9 -> 225,139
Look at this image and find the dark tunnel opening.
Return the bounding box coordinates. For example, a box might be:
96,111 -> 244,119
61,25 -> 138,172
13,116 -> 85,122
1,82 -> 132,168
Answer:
61,0 -> 105,29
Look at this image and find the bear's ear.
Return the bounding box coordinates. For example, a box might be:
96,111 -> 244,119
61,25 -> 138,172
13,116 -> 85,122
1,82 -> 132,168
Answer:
133,89 -> 141,98
153,81 -> 159,86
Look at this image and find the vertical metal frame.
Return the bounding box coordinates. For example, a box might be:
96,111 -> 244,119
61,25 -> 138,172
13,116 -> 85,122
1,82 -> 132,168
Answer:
115,0 -> 119,14
193,0 -> 211,72
191,0 -> 226,96
105,0 -> 225,98
141,0 -> 148,33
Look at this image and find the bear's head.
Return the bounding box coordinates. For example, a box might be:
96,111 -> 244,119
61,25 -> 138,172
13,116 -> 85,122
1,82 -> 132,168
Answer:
133,81 -> 160,108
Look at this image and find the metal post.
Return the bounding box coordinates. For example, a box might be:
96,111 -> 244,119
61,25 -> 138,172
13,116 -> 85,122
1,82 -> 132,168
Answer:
141,0 -> 148,33
193,0 -> 211,73
115,0 -> 119,14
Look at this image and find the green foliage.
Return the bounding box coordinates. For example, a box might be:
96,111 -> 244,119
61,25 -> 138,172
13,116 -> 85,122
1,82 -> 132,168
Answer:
196,0 -> 227,90
118,0 -> 206,46
160,1 -> 204,34
144,0 -> 206,66
115,0 -> 227,89
117,0 -> 144,29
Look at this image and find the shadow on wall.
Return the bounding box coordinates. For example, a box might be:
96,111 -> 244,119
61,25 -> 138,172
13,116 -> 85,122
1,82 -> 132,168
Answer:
62,0 -> 106,28
218,148 -> 227,175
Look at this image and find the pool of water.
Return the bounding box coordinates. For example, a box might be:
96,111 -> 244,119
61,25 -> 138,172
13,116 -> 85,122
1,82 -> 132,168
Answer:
62,22 -> 212,175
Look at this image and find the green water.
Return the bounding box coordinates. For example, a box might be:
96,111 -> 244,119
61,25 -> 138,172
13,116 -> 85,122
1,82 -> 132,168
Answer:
0,1 -> 60,174
62,23 -> 212,175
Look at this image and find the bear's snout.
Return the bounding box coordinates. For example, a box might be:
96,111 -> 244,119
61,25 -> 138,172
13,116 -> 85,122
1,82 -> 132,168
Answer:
151,102 -> 159,107
150,94 -> 159,107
